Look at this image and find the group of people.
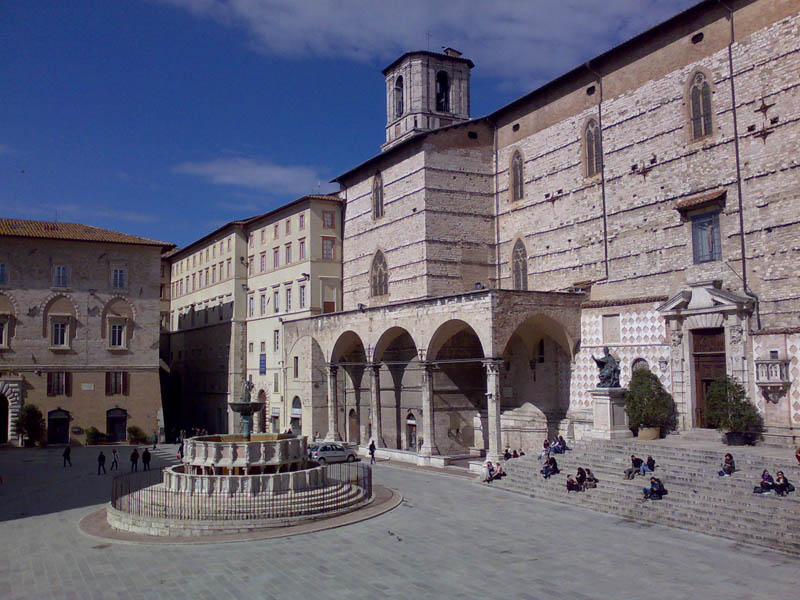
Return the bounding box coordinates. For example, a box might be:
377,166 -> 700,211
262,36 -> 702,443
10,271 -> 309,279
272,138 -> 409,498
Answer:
96,448 -> 151,474
623,454 -> 657,479
503,448 -> 526,460
539,436 -> 570,459
753,469 -> 795,496
566,467 -> 598,492
482,460 -> 506,483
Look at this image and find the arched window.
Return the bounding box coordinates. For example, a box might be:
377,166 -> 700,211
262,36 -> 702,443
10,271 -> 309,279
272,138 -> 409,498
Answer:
510,150 -> 524,202
585,119 -> 602,177
435,71 -> 450,112
689,71 -> 713,140
512,240 -> 528,291
372,172 -> 384,219
394,76 -> 404,118
370,251 -> 388,297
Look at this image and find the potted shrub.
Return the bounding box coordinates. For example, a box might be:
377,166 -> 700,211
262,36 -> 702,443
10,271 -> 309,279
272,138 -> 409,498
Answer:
705,375 -> 763,445
85,426 -> 107,445
126,425 -> 148,444
624,369 -> 677,439
14,404 -> 45,447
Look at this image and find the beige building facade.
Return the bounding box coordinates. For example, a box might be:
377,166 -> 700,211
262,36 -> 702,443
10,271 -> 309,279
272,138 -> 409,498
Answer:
0,219 -> 171,445
281,0 -> 800,462
163,195 -> 342,437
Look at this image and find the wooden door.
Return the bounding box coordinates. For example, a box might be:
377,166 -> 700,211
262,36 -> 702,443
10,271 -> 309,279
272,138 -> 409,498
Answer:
692,328 -> 726,428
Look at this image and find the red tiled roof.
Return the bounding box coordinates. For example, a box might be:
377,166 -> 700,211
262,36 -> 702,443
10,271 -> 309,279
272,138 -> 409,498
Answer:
0,218 -> 173,247
675,189 -> 726,211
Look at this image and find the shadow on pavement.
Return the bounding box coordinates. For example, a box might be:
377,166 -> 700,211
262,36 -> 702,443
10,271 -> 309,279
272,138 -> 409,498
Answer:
0,443 -> 180,522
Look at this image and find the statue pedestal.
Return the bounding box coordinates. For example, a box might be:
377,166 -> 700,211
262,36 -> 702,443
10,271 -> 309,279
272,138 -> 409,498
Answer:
588,388 -> 632,440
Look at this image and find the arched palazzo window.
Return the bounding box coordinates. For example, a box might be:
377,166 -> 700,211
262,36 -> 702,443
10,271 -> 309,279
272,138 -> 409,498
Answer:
585,119 -> 602,177
372,172 -> 384,219
510,150 -> 524,202
394,76 -> 404,118
370,251 -> 388,297
512,240 -> 528,291
435,71 -> 450,112
689,71 -> 713,140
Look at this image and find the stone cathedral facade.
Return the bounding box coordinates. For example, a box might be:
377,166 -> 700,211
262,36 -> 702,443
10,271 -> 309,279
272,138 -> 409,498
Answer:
276,0 -> 800,463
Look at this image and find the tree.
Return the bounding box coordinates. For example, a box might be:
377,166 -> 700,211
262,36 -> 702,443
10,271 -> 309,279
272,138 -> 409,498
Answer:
624,369 -> 677,432
705,375 -> 763,435
15,404 -> 45,446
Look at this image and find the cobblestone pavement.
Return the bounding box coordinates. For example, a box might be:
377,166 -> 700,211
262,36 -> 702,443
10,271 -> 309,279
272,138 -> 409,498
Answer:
0,444 -> 797,600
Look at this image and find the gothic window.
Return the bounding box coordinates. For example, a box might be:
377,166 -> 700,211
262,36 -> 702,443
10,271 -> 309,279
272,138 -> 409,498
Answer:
689,71 -> 713,140
691,211 -> 721,263
512,240 -> 528,291
585,119 -> 602,177
370,251 -> 388,297
510,150 -> 524,202
435,71 -> 450,112
372,172 -> 384,219
394,76 -> 404,118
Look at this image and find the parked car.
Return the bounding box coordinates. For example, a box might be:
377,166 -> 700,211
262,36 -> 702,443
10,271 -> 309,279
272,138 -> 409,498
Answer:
308,443 -> 357,464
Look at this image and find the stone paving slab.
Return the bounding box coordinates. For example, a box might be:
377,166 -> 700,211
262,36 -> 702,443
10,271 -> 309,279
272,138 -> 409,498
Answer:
0,444 -> 798,599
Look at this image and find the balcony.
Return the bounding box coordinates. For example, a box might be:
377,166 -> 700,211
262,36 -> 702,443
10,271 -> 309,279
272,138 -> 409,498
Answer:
754,359 -> 790,403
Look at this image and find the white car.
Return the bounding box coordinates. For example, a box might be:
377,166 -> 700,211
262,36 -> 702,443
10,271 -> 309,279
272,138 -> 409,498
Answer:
308,443 -> 357,464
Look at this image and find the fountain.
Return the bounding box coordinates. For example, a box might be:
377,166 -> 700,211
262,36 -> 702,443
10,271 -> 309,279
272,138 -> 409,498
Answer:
228,380 -> 264,441
105,380 -> 373,537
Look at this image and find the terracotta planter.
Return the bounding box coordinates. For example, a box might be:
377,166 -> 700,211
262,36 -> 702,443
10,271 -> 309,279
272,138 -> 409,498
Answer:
637,427 -> 660,440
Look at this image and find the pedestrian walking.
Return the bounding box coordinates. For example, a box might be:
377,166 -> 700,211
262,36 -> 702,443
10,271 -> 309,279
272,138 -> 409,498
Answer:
369,440 -> 376,465
152,432 -> 157,449
110,448 -> 119,471
142,448 -> 151,471
62,446 -> 72,467
97,451 -> 106,475
130,448 -> 139,472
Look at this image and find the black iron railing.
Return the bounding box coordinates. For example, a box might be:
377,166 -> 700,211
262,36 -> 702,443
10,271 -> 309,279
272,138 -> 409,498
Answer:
110,462 -> 372,521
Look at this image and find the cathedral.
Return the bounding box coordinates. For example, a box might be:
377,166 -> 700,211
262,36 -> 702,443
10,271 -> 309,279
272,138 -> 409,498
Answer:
167,0 -> 800,464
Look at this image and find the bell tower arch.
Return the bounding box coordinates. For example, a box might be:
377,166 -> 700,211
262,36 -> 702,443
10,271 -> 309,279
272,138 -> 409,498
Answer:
381,47 -> 474,151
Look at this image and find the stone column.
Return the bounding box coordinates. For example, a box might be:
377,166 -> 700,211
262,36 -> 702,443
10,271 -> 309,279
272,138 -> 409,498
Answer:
325,365 -> 341,441
484,359 -> 503,463
420,363 -> 439,456
369,364 -> 386,447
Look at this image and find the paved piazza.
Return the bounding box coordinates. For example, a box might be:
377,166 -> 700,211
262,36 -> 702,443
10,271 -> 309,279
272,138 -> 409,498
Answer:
0,445 -> 796,600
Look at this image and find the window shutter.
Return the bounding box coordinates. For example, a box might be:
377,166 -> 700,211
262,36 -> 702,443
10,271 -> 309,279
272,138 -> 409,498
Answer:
105,372 -> 112,396
122,372 -> 130,396
65,372 -> 72,397
47,372 -> 54,396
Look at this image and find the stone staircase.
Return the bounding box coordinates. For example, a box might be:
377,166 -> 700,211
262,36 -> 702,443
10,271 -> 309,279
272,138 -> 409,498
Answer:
492,438 -> 800,555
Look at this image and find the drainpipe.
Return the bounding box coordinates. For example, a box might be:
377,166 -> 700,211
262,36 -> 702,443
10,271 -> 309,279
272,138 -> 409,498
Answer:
585,61 -> 609,280
717,1 -> 755,322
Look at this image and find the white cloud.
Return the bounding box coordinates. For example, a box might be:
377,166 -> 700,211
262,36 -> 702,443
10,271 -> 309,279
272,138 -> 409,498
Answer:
158,0 -> 698,90
173,157 -> 338,195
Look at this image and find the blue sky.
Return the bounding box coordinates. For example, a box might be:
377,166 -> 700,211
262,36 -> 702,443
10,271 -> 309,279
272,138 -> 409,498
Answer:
2,0 -> 696,248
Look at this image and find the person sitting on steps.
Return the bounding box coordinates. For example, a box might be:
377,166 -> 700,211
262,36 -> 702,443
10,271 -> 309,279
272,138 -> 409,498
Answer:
566,474 -> 582,492
624,455 -> 644,480
494,463 -> 506,479
539,440 -> 551,460
640,455 -> 656,476
541,455 -> 559,479
558,435 -> 571,452
575,467 -> 587,491
504,447 -> 512,461
774,471 -> 795,496
584,468 -> 598,489
512,449 -> 519,459
642,476 -> 667,500
718,453 -> 736,477
483,461 -> 496,484
754,469 -> 775,494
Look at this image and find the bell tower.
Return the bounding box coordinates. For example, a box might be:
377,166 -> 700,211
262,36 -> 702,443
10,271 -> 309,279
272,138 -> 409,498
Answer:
381,48 -> 474,151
